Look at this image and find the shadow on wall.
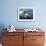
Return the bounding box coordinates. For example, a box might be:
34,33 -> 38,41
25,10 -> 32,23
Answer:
0,24 -> 7,43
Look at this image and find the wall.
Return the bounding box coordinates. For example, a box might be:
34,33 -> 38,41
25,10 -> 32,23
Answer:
0,0 -> 46,29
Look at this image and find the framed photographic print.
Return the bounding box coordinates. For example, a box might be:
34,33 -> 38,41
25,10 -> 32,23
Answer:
18,7 -> 35,21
